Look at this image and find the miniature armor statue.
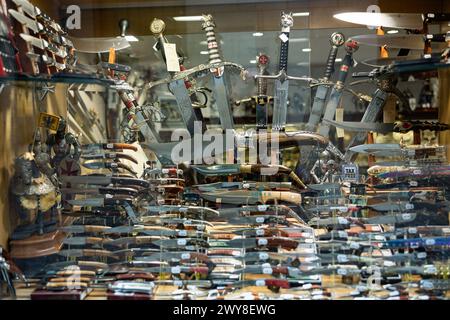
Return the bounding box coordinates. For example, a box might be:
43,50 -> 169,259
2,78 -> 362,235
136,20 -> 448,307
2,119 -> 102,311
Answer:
46,116 -> 81,171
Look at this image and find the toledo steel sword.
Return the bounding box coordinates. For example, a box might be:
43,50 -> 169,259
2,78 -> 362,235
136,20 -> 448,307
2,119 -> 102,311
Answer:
306,32 -> 346,132
201,14 -> 235,130
151,18 -> 205,136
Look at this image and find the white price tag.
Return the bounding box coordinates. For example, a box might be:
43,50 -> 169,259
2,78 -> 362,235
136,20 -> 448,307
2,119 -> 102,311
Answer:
409,181 -> 418,187
232,251 -> 241,257
179,207 -> 188,213
349,242 -> 360,249
256,217 -> 265,223
106,143 -> 114,149
257,205 -> 269,211
259,252 -> 269,260
425,239 -> 436,246
181,253 -> 191,260
407,149 -> 416,156
405,204 -> 414,210
421,281 -> 433,290
177,230 -> 187,237
338,231 -> 348,238
337,269 -> 348,275
279,33 -> 289,43
337,254 -> 349,263
163,43 -> 181,72
258,238 -> 268,246
408,228 -> 417,234
256,229 -> 265,236
171,266 -> 181,274
402,213 -> 412,220
413,169 -> 422,175
305,238 -> 314,244
424,266 -> 437,274
302,283 -> 313,290
177,239 -> 187,246
338,217 -> 349,225
263,268 -> 273,275
255,280 -> 266,287
409,160 -> 418,166
242,183 -> 250,189
417,252 -> 427,259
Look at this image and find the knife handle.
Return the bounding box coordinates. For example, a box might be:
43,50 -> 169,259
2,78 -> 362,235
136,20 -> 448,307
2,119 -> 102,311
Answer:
324,32 -> 345,80
108,143 -> 138,152
278,32 -> 290,72
265,279 -> 290,288
267,238 -> 299,250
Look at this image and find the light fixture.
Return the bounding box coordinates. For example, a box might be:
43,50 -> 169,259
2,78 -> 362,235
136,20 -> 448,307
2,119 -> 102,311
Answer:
302,48 -> 312,52
250,60 -> 257,64
119,19 -> 139,42
200,51 -> 209,55
296,62 -> 309,66
290,38 -> 309,43
387,29 -> 399,34
173,16 -> 203,22
335,58 -> 343,63
252,32 -> 264,37
292,12 -> 310,17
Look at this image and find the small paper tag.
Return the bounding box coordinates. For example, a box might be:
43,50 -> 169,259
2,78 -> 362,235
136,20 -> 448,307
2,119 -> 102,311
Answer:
408,228 -> 417,234
177,239 -> 187,246
425,239 -> 436,246
402,213 -> 412,220
258,238 -> 268,246
259,252 -> 269,260
337,254 -> 349,263
417,252 -> 427,259
163,43 -> 181,72
409,181 -> 418,187
257,205 -> 269,211
255,280 -> 266,287
256,229 -> 265,236
256,217 -> 265,223
338,217 -> 349,225
171,266 -> 181,274
177,230 -> 187,237
181,253 -> 191,260
262,268 -> 273,275
405,203 -> 414,210
279,33 -> 289,43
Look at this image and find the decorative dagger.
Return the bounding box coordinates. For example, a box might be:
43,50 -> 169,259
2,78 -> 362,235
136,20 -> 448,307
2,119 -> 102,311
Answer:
82,143 -> 138,152
82,161 -> 137,175
198,190 -> 302,206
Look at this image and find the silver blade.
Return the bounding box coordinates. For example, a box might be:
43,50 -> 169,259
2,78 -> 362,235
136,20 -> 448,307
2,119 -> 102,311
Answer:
68,36 -> 130,53
20,33 -> 45,50
8,9 -> 41,33
350,34 -> 425,50
213,76 -> 234,130
272,79 -> 289,130
68,198 -> 104,207
323,119 -> 394,134
12,0 -> 39,18
82,162 -> 105,169
333,12 -> 423,29
362,56 -> 422,67
169,79 -> 198,135
349,143 -> 401,154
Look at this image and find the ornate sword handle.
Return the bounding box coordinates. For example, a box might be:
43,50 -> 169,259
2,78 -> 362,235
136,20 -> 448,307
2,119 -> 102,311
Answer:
278,12 -> 293,72
324,32 -> 346,80
257,53 -> 270,96
201,14 -> 223,77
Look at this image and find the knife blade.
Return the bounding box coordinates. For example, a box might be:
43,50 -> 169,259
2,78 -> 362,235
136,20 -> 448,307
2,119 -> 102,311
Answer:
333,12 -> 424,29
60,175 -> 149,188
68,36 -> 130,53
81,152 -> 138,164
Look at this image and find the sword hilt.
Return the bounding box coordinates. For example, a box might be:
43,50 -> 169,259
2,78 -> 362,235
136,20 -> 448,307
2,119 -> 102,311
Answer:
278,12 -> 293,72
324,32 -> 345,80
201,14 -> 223,77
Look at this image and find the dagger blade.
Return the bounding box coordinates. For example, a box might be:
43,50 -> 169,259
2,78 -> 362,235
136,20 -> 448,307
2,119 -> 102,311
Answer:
8,9 -> 42,33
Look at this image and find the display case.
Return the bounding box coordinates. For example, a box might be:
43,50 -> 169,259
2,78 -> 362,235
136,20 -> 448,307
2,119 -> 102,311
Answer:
0,0 -> 449,301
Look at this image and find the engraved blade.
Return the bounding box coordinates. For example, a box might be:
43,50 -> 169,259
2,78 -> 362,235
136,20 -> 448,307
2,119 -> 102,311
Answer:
272,80 -> 289,130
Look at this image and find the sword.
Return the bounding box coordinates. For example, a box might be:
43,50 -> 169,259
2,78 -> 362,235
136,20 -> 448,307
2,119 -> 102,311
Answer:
201,14 -> 235,130
306,32 -> 346,132
151,18 -> 204,136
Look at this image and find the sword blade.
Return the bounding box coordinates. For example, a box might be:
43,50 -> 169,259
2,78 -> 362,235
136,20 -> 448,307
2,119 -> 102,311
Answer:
323,119 -> 394,134
272,80 -> 289,130
350,34 -> 425,50
169,80 -> 198,135
212,76 -> 234,130
68,198 -> 104,207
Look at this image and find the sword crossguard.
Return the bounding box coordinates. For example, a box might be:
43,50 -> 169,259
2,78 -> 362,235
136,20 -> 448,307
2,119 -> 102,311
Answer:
234,95 -> 274,106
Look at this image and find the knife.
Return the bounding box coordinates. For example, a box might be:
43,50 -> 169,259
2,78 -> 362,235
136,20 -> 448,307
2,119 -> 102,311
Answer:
82,161 -> 137,175
60,187 -> 138,196
68,197 -> 133,207
81,152 -> 138,164
20,33 -> 67,58
60,175 -> 149,188
68,36 -> 130,53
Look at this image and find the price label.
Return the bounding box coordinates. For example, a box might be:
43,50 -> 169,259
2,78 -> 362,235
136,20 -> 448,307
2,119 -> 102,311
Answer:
305,238 -> 314,244
417,252 -> 427,259
256,229 -> 265,236
349,242 -> 360,249
425,266 -> 437,274
177,239 -> 187,246
409,181 -> 418,187
107,143 -> 114,149
279,33 -> 289,43
408,228 -> 417,234
171,266 -> 181,274
407,149 -> 416,156
258,238 -> 268,246
402,213 -> 412,220
409,160 -> 418,166
174,280 -> 183,287
232,251 -> 241,257
256,217 -> 265,223
181,253 -> 191,260
255,280 -> 266,287
177,230 -> 187,237
338,231 -> 348,238
259,252 -> 269,260
163,43 -> 181,72
337,254 -> 349,263
413,169 -> 422,175
405,204 -> 414,210
425,239 -> 436,246
242,183 -> 250,189
263,268 -> 273,275
421,281 -> 433,290
389,290 -> 399,297
302,283 -> 313,290
257,205 -> 269,211
338,217 -> 349,225
337,269 -> 348,275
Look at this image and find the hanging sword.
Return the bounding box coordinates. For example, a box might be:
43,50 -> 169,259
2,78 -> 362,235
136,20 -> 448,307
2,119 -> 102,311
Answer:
150,18 -> 205,136
201,14 -> 235,130
306,32 -> 345,132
